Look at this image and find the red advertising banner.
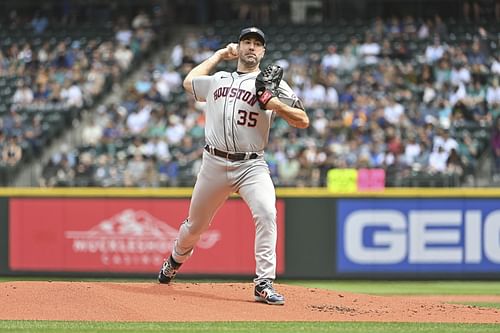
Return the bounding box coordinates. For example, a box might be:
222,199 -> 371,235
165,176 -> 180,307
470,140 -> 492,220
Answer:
9,198 -> 285,274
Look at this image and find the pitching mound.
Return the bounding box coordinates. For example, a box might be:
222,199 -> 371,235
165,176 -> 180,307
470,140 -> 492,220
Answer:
1,281 -> 499,323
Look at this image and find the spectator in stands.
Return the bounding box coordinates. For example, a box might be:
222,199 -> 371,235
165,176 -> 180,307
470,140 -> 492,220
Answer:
359,33 -> 380,65
487,77 -> 500,107
31,11 -> 48,34
446,148 -> 464,179
425,37 -> 446,64
467,39 -> 488,74
402,15 -> 418,38
31,12 -> 500,188
338,46 -> 358,74
1,136 -> 22,166
114,44 -> 134,70
52,155 -> 75,187
116,20 -> 133,46
321,44 -> 341,72
61,80 -> 84,108
412,141 -> 431,171
458,130 -> 479,174
433,15 -> 448,38
428,145 -> 448,174
491,117 -> 500,180
12,82 -> 34,105
434,127 -> 459,153
383,96 -> 405,125
417,18 -> 432,39
165,114 -> 186,146
81,118 -> 103,148
465,79 -> 488,124
132,10 -> 152,29
127,136 -> 148,157
23,115 -> 44,156
126,99 -> 152,135
73,152 -> 95,186
144,135 -> 171,161
93,154 -> 115,187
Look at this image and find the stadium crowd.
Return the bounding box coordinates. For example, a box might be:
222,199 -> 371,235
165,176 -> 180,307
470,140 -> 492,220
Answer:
36,12 -> 500,187
0,8 -> 156,184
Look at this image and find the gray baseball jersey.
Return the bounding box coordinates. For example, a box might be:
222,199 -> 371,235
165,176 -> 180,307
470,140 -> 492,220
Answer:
170,69 -> 299,284
192,70 -> 299,153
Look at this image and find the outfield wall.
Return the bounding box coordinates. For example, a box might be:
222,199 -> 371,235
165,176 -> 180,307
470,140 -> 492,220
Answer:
1,188 -> 499,280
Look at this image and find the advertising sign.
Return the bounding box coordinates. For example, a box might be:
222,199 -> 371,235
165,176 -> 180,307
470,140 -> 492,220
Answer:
9,198 -> 285,274
337,199 -> 500,273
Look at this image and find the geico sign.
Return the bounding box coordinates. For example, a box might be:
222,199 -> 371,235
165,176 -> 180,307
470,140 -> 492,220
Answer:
344,210 -> 500,264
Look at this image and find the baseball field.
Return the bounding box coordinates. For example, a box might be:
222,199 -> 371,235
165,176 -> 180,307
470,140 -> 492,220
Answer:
0,279 -> 499,332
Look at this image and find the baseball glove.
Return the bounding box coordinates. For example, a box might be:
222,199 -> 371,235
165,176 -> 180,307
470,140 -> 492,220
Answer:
255,64 -> 283,109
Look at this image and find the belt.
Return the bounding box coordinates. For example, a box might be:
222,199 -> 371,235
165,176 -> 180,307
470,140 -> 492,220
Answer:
204,145 -> 259,161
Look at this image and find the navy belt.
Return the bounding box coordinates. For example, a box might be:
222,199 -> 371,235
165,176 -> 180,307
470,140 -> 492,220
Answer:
204,145 -> 259,161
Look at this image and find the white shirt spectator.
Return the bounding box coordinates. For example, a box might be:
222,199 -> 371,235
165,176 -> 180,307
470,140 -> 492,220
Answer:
170,44 -> 183,68
127,105 -> 152,134
161,70 -> 182,91
81,120 -> 102,146
383,100 -> 404,124
404,140 -> 421,164
359,41 -> 380,65
321,45 -> 341,71
114,45 -> 133,70
132,11 -> 151,29
144,137 -> 171,160
116,28 -> 133,46
418,22 -> 430,39
311,109 -> 329,136
449,83 -> 467,106
64,83 -> 83,107
325,86 -> 339,108
491,58 -> 500,75
423,84 -> 436,103
165,115 -> 186,145
486,84 -> 500,106
12,86 -> 34,105
450,66 -> 471,85
155,77 -> 170,98
428,147 -> 448,173
433,133 -> 458,153
302,82 -> 326,107
338,47 -> 358,73
425,43 -> 445,64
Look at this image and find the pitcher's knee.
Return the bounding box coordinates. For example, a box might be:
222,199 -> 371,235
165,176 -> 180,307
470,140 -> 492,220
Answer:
254,208 -> 277,227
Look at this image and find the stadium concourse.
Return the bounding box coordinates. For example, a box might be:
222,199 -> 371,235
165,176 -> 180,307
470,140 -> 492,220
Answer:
1,3 -> 500,188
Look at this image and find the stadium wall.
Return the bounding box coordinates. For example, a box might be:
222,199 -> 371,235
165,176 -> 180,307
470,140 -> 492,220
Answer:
1,188 -> 500,280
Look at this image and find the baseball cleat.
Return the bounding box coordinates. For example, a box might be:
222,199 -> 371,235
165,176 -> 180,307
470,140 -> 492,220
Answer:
158,256 -> 181,284
254,279 -> 285,305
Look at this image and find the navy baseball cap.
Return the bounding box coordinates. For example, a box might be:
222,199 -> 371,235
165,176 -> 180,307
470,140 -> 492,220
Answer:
239,27 -> 266,45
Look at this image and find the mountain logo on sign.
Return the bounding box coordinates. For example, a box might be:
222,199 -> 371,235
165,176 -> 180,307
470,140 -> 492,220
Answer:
65,209 -> 220,256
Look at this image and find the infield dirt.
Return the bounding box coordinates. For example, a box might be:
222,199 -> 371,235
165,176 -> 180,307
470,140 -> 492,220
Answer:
1,281 -> 499,322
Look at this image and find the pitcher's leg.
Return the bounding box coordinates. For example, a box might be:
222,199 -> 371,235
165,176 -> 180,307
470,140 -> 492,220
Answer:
238,167 -> 277,282
172,162 -> 231,263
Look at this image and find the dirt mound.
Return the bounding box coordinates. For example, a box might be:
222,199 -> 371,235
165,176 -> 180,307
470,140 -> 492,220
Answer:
1,281 -> 499,323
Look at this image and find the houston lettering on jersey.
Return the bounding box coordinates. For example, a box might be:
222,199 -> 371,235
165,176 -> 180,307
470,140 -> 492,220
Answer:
213,87 -> 258,106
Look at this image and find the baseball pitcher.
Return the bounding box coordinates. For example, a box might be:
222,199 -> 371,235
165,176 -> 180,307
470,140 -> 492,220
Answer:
158,27 -> 309,305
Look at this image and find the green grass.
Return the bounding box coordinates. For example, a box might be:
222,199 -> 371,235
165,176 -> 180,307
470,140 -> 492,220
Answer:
451,302 -> 500,309
286,281 -> 500,295
0,321 -> 499,333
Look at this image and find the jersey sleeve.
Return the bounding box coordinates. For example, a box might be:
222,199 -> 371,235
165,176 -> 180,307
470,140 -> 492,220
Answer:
191,75 -> 213,102
276,80 -> 305,110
